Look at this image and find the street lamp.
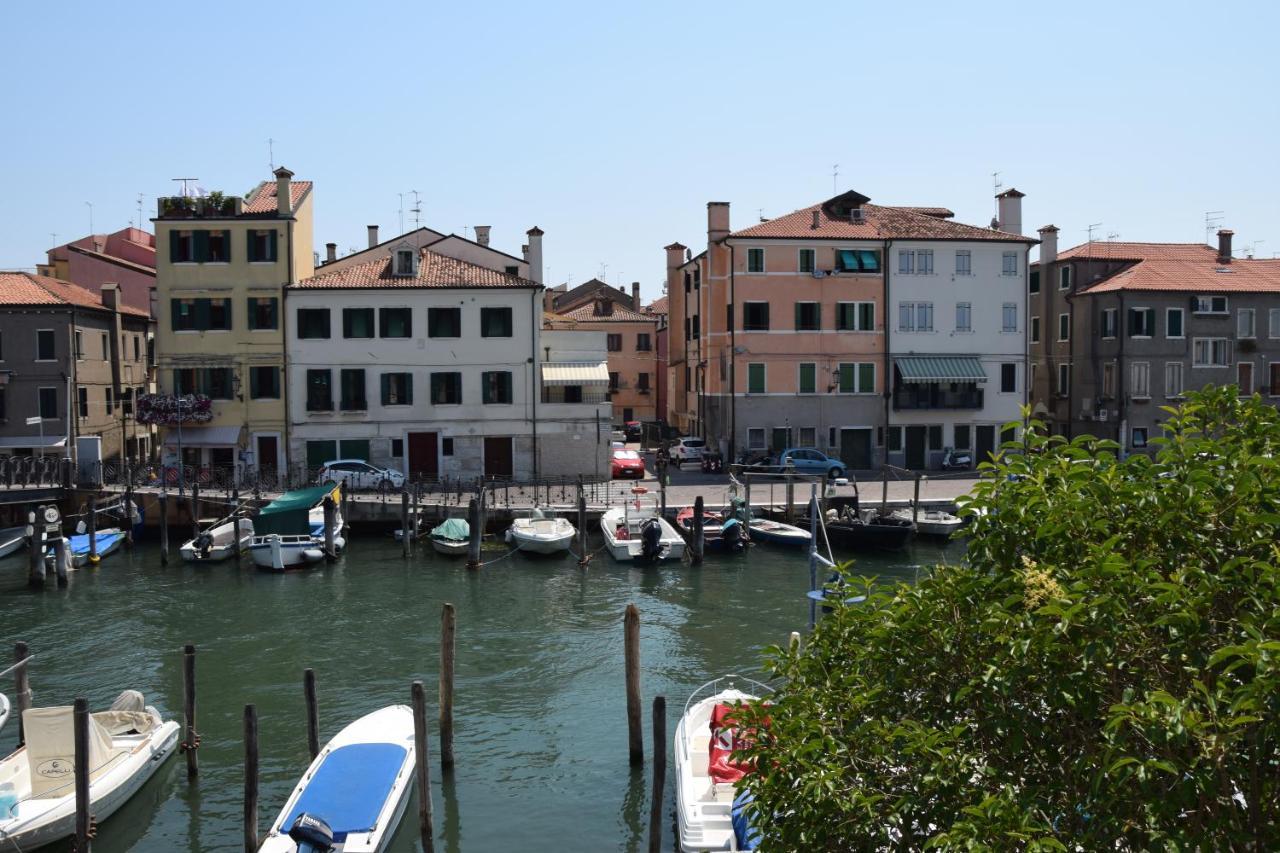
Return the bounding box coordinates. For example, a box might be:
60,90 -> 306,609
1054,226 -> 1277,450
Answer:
174,396 -> 193,498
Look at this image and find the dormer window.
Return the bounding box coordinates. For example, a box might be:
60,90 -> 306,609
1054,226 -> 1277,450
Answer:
394,249 -> 417,277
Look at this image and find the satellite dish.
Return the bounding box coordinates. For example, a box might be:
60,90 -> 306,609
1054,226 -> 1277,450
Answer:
733,346 -> 747,355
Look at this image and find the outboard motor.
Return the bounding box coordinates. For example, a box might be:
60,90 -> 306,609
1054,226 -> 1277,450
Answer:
722,518 -> 745,553
639,517 -> 664,561
288,813 -> 335,853
193,532 -> 214,559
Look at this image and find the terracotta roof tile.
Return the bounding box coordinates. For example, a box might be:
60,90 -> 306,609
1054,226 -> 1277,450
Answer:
644,296 -> 668,315
1082,257 -> 1280,294
0,272 -> 148,315
730,201 -> 1034,243
554,301 -> 655,322
295,246 -> 539,289
1053,241 -> 1216,263
242,180 -> 313,215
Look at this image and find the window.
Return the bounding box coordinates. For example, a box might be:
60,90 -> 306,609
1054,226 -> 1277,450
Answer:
1194,295 -> 1228,314
395,249 -> 415,276
206,230 -> 229,262
1193,338 -> 1229,367
172,368 -> 195,395
1000,363 -> 1017,393
38,387 -> 57,419
172,230 -> 195,262
343,308 -> 375,339
105,387 -> 114,414
77,387 -> 88,418
442,437 -> 455,456
72,330 -> 82,360
247,229 -> 277,262
482,371 -> 513,404
898,250 -> 914,275
794,302 -> 820,331
133,335 -> 140,361
771,428 -> 792,452
1057,363 -> 1070,396
380,307 -> 412,338
391,438 -> 404,458
1102,362 -> 1116,398
207,298 -> 232,330
1270,309 -> 1280,339
1059,266 -> 1071,290
1132,427 -> 1149,449
428,307 -> 461,338
36,329 -> 55,361
1167,308 -> 1184,339
608,372 -> 620,394
898,302 -> 933,332
636,333 -> 651,352
887,426 -> 902,452
1165,362 -> 1184,398
1100,308 -> 1117,339
249,366 -> 280,399
747,363 -> 766,394
799,427 -> 817,447
637,373 -> 650,392
296,308 -> 331,339
1030,316 -> 1041,344
1131,362 -> 1150,398
101,333 -> 109,360
917,250 -> 934,275
1002,252 -> 1017,276
1238,361 -> 1254,395
563,385 -> 583,403
306,370 -> 332,411
381,372 -> 413,406
122,387 -> 134,416
798,363 -> 816,394
746,248 -> 765,272
798,249 -> 815,273
1002,303 -> 1018,333
838,362 -> 876,394
204,368 -> 234,400
430,372 -> 462,404
1271,363 -> 1280,397
691,315 -> 700,339
955,302 -> 972,333
1129,308 -> 1155,338
1238,308 -> 1256,339
1029,270 -> 1040,294
480,307 -> 512,337
836,249 -> 880,272
954,424 -> 971,450
1058,313 -> 1070,341
607,334 -> 622,352
743,302 -> 770,331
340,369 -> 366,410
748,428 -> 766,449
955,250 -> 971,276
928,425 -> 943,450
836,302 -> 874,331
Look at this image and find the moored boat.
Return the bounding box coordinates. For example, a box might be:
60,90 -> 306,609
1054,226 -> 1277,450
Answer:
429,518 -> 470,557
746,517 -> 810,548
0,526 -> 27,559
258,705 -> 416,853
600,491 -> 684,562
0,693 -> 9,736
676,507 -> 748,554
889,507 -> 964,537
802,504 -> 914,552
180,516 -> 255,562
249,483 -> 344,572
47,528 -> 126,569
506,510 -> 575,555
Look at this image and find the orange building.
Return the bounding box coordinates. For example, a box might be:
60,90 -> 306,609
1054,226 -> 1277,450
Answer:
547,295 -> 659,424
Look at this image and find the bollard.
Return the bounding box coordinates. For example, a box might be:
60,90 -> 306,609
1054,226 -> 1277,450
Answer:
647,695 -> 667,853
183,644 -> 199,777
624,604 -> 643,764
88,498 -> 98,563
466,498 -> 481,570
14,642 -> 30,746
74,697 -> 92,852
401,490 -> 411,559
439,603 -> 456,770
304,668 -> 320,759
53,536 -> 69,586
913,473 -> 921,526
411,681 -> 436,853
690,496 -> 704,565
243,704 -> 258,853
26,511 -> 44,588
159,492 -> 170,566
322,496 -> 336,562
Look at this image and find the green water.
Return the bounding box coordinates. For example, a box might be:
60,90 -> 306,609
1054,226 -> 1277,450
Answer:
0,532 -> 963,852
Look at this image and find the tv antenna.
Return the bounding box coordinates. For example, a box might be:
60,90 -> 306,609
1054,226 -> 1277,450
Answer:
1106,231 -> 1120,241
172,178 -> 200,198
832,164 -> 839,194
1086,222 -> 1103,243
50,232 -> 58,248
599,263 -> 609,281
758,208 -> 765,222
1245,239 -> 1265,259
992,172 -> 1002,216
409,190 -> 422,229
1204,210 -> 1224,245
398,193 -> 405,235
136,194 -> 146,229
268,137 -> 275,171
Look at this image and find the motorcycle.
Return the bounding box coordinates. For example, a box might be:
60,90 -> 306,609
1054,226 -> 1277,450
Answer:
941,447 -> 972,471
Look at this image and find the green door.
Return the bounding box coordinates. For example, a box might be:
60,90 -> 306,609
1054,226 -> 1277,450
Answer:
905,426 -> 927,469
839,428 -> 872,470
339,439 -> 370,461
306,440 -> 338,469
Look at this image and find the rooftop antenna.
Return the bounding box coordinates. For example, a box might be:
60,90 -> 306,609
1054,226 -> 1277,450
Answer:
1106,231 -> 1120,241
1086,222 -> 1103,244
172,178 -> 199,198
992,172 -> 1002,216
50,232 -> 58,248
599,263 -> 609,281
1245,239 -> 1265,259
758,208 -> 766,223
409,190 -> 422,229
268,137 -> 275,171
85,202 -> 94,234
832,164 -> 839,194
1204,210 -> 1224,246
136,194 -> 145,229
398,193 -> 405,235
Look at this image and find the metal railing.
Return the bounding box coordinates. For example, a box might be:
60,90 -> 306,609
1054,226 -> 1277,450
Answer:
0,455 -> 65,488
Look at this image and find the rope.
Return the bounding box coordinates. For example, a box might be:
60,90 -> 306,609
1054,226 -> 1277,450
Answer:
0,655 -> 35,680
474,545 -> 522,568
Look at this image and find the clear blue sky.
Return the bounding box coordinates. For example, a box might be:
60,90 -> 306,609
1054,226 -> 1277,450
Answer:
3,1 -> 1277,302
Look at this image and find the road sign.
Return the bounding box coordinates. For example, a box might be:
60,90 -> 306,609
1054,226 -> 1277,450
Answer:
25,416 -> 42,426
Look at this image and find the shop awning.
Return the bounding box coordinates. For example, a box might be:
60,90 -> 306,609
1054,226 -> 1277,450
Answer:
163,425 -> 243,447
894,356 -> 988,384
0,436 -> 67,448
541,362 -> 610,386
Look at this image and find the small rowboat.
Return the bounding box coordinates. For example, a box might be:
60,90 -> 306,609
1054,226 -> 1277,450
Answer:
889,507 -> 964,538
259,705 -> 416,853
47,528 -> 125,569
429,518 -> 470,557
746,517 -> 810,548
675,507 -> 748,554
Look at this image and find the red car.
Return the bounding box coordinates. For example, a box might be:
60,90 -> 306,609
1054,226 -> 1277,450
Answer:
611,448 -> 645,479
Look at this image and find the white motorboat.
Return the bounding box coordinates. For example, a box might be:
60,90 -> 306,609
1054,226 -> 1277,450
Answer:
180,516 -> 255,562
0,691 -> 179,850
0,526 -> 26,559
250,483 -> 345,571
889,507 -> 964,537
259,705 -> 416,853
429,518 -> 470,557
0,693 -> 9,736
675,675 -> 770,852
506,510 -> 575,555
600,494 -> 684,562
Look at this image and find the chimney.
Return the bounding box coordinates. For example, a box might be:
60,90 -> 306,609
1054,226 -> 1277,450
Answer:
325,242 -> 337,263
543,289 -> 556,314
522,244 -> 529,262
526,226 -> 544,284
1037,225 -> 1059,265
708,202 -> 730,243
367,225 -> 379,248
475,226 -> 491,247
996,188 -> 1025,235
1217,229 -> 1234,264
631,281 -> 640,308
100,282 -> 119,311
274,167 -> 294,217
665,242 -> 687,272
811,210 -> 820,229
595,296 -> 613,317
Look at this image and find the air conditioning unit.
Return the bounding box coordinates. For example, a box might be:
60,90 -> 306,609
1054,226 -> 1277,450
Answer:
850,209 -> 864,223
1097,409 -> 1109,422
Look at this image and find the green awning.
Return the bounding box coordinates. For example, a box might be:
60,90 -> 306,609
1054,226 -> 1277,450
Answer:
255,481 -> 338,535
895,356 -> 988,384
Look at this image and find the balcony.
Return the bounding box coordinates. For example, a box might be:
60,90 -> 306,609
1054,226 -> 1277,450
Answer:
157,193 -> 244,219
893,383 -> 984,411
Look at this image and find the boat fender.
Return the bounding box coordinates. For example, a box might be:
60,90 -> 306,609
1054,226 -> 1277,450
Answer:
288,813 -> 335,853
640,517 -> 663,561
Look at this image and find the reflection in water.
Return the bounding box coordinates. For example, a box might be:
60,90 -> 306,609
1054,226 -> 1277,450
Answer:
618,764 -> 647,853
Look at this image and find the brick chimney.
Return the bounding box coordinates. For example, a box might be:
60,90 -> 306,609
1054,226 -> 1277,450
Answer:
475,226 -> 491,247
665,242 -> 687,272
100,282 -> 119,311
1037,225 -> 1059,265
526,227 -> 544,284
996,188 -> 1025,235
367,225 -> 379,248
631,281 -> 640,308
325,242 -> 337,263
811,210 -> 820,229
1217,229 -> 1234,264
273,167 -> 294,217
708,202 -> 730,243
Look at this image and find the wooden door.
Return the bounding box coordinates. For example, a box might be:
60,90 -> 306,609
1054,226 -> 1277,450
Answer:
407,432 -> 438,479
256,435 -> 278,480
905,426 -> 927,469
976,425 -> 996,463
1237,362 -> 1253,395
840,428 -> 872,470
484,436 -> 514,479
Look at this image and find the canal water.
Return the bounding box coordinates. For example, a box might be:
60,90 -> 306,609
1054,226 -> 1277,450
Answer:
1,531 -> 963,852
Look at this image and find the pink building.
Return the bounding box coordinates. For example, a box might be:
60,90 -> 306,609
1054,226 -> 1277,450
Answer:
39,227 -> 157,316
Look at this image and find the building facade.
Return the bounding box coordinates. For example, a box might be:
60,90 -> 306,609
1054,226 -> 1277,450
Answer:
39,227 -> 157,316
152,168 -> 313,484
645,295 -> 669,426
546,295 -> 659,424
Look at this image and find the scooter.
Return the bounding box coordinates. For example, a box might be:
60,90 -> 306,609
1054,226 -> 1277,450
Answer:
941,447 -> 972,471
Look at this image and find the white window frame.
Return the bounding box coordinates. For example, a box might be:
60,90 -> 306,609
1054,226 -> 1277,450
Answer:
1057,363 -> 1070,397
836,301 -> 875,332
1057,313 -> 1071,342
1193,295 -> 1228,315
1002,252 -> 1018,276
1166,307 -> 1185,339
955,302 -> 972,333
1165,361 -> 1184,399
1130,307 -> 1153,339
746,248 -> 765,273
1001,302 -> 1017,333
1132,427 -> 1149,449
1101,308 -> 1117,340
797,248 -> 816,274
1000,363 -> 1017,394
1238,308 -> 1256,339
955,250 -> 971,276
1131,361 -> 1150,399
1059,265 -> 1072,290
798,426 -> 817,448
747,428 -> 766,450
917,249 -> 934,275
1192,337 -> 1229,367
1030,315 -> 1041,344
898,250 -> 914,275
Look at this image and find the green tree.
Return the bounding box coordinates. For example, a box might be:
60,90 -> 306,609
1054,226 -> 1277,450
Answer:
738,386 -> 1279,850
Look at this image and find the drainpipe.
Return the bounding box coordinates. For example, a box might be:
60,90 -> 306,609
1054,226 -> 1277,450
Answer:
282,219 -> 295,479
729,243 -> 737,463
69,308 -> 78,468
531,288 -> 539,479
882,240 -> 892,466
1116,292 -> 1127,453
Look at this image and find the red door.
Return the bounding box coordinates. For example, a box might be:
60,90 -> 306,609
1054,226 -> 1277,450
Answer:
408,432 -> 438,479
483,436 -> 513,479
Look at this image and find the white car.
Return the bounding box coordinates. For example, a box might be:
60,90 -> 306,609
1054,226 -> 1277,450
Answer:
669,436 -> 706,462
318,459 -> 406,490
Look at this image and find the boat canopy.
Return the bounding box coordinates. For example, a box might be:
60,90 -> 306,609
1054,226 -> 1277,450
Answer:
431,518 -> 469,541
23,706 -> 115,795
255,482 -> 338,536
282,743 -> 408,842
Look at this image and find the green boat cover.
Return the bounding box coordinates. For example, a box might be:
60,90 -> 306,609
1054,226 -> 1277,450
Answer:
255,482 -> 337,536
431,518 -> 469,541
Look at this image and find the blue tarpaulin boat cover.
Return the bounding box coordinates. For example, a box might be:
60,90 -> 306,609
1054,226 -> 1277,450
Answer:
431,518 -> 469,541
283,743 -> 407,841
732,790 -> 761,849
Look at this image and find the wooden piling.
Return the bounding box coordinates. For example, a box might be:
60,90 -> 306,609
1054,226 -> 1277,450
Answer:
191,481 -> 201,541
466,497 -> 481,570
744,477 -> 752,518
26,511 -> 44,588
53,536 -> 68,586
647,695 -> 667,853
440,603 -> 456,770
912,473 -> 921,526
159,492 -> 170,566
881,465 -> 889,509
411,482 -> 420,540
304,668 -> 320,760
401,490 -> 411,559
576,488 -> 588,564
243,704 -> 258,853
659,467 -> 667,520
322,496 -> 336,562
14,642 -> 30,746
183,644 -> 199,777
341,477 -> 351,531
231,487 -> 242,567
624,604 -> 643,764
123,464 -> 134,548
411,680 -> 436,853
690,496 -> 704,565
74,697 -> 92,853
785,469 -> 796,522
88,498 -> 98,563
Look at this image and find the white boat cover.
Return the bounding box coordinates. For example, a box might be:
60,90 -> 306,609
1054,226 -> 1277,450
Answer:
22,707 -> 115,796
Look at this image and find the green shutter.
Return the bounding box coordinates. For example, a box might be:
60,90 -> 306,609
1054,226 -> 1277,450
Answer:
250,367 -> 260,398
794,303 -> 802,329
380,373 -> 391,406
799,363 -> 815,393
193,230 -> 209,262
169,232 -> 180,263
859,303 -> 874,330
839,364 -> 855,393
194,298 -> 211,331
403,374 -> 413,405
268,229 -> 278,261
170,299 -> 183,331
748,364 -> 765,393
339,439 -> 370,461
306,440 -> 338,468
858,363 -> 875,393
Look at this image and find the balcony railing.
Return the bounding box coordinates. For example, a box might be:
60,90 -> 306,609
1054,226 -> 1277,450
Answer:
892,384 -> 984,411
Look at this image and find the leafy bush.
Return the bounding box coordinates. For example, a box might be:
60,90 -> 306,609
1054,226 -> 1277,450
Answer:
738,386 -> 1279,849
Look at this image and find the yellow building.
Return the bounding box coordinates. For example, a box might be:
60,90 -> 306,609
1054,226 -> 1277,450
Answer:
152,168 -> 313,485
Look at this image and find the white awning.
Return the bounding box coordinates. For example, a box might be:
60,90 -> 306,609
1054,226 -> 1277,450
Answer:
541,362 -> 610,386
0,436 -> 67,448
163,425 -> 243,447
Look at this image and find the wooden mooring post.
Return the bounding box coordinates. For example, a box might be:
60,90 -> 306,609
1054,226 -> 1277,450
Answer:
243,704 -> 259,853
466,498 -> 481,570
322,496 -> 337,562
411,680 -> 436,853
440,602 -> 456,770
14,642 -> 30,746
648,695 -> 667,853
231,486 -> 242,567
690,496 -> 704,565
159,492 -> 170,566
401,490 -> 412,559
26,511 -> 44,588
123,464 -> 134,548
74,697 -> 92,853
576,487 -> 588,565
785,470 -> 796,522
88,498 -> 98,564
881,465 -> 889,509
912,473 -> 922,525
624,603 -> 643,764
191,481 -> 201,541
183,644 -> 199,777
304,668 -> 320,760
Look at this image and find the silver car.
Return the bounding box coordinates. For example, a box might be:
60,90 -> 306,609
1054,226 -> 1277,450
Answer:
318,459 -> 406,491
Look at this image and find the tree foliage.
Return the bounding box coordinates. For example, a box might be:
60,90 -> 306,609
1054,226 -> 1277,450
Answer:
738,386 -> 1279,850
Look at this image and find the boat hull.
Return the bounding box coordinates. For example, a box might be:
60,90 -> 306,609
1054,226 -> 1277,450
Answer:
747,520 -> 811,548
507,518 -> 576,555
249,533 -> 342,571
50,529 -> 125,569
431,538 -> 469,556
0,526 -> 27,559
600,508 -> 685,562
180,519 -> 255,563
813,519 -> 914,551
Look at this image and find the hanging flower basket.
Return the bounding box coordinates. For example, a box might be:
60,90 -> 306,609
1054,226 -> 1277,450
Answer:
136,393 -> 214,426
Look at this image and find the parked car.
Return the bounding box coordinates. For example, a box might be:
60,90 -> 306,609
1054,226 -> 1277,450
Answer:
669,436 -> 706,463
610,429 -> 627,444
624,420 -> 643,441
767,448 -> 847,479
611,449 -> 645,479
318,459 -> 406,490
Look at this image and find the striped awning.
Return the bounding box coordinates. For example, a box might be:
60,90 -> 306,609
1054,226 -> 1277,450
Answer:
541,362 -> 610,386
894,356 -> 988,384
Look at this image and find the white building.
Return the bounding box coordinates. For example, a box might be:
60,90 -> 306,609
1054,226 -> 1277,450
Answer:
286,235 -> 608,481
886,189 -> 1035,467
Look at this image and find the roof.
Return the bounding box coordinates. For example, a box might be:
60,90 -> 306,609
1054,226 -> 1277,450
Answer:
728,191 -> 1035,243
552,278 -> 637,311
1053,241 -> 1217,264
0,272 -> 149,316
295,246 -> 540,290
899,207 -> 955,219
554,301 -> 655,323
242,179 -> 313,215
1048,241 -> 1280,295
645,296 -> 668,315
